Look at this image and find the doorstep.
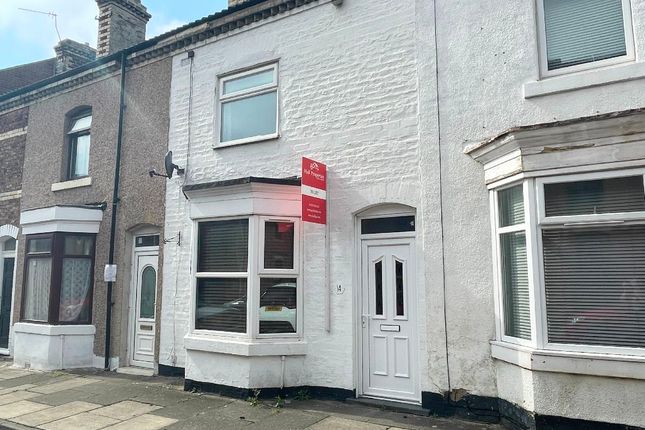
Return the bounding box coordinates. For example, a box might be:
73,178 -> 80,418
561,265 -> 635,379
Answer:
346,397 -> 430,417
115,367 -> 154,377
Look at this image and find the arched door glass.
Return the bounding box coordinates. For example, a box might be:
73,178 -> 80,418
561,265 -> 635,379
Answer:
139,266 -> 156,319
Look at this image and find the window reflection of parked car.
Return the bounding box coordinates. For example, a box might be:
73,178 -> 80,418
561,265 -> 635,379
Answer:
259,283 -> 296,333
196,282 -> 296,333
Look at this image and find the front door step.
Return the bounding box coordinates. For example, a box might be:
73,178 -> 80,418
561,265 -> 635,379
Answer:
347,397 -> 430,416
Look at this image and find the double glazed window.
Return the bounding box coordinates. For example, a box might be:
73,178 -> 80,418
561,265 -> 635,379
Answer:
195,216 -> 299,336
538,0 -> 633,75
22,233 -> 95,324
218,64 -> 279,145
494,171 -> 645,353
67,112 -> 92,179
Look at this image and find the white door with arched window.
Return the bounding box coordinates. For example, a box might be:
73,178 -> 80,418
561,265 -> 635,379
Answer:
130,235 -> 159,368
0,236 -> 16,353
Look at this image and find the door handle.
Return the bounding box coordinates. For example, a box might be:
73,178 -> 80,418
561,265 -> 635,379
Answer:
361,314 -> 371,328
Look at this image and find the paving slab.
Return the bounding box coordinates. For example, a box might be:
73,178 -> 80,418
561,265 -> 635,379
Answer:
0,400 -> 51,419
12,401 -> 101,426
163,409 -> 253,430
30,388 -> 100,407
0,374 -> 72,389
92,400 -> 161,420
307,417 -> 389,430
40,411 -> 120,430
30,378 -> 101,394
0,391 -> 39,406
102,413 -> 178,430
218,399 -> 279,422
78,384 -> 152,405
131,387 -> 193,407
0,370 -> 32,380
149,397 -> 232,420
245,409 -> 326,430
0,384 -> 36,396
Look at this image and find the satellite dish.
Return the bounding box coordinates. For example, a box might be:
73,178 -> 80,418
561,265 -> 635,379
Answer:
148,151 -> 184,179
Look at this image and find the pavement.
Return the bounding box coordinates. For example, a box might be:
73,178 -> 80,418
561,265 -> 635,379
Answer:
0,363 -> 502,430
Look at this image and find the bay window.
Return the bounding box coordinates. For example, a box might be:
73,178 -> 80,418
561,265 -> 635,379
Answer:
493,170 -> 645,354
22,233 -> 95,325
195,216 -> 300,337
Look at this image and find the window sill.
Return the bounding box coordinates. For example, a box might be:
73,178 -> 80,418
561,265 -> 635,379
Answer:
185,333 -> 306,357
523,62 -> 645,98
214,133 -> 280,149
51,177 -> 92,192
491,340 -> 645,380
14,322 -> 95,336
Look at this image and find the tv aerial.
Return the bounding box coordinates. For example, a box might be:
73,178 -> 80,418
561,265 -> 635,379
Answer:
18,8 -> 62,42
149,151 -> 185,179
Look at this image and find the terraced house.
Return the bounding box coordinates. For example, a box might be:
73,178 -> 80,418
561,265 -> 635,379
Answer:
1,0 -> 645,429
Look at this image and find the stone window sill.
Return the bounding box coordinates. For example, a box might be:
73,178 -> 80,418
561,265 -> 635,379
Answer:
523,62 -> 645,98
51,177 -> 92,192
491,340 -> 645,380
185,333 -> 306,357
14,322 -> 95,336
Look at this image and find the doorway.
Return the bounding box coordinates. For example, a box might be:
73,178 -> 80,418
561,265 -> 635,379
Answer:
358,213 -> 419,403
0,237 -> 16,353
129,235 -> 159,368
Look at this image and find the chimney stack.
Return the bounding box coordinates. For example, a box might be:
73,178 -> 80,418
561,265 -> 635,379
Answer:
96,0 -> 151,57
54,40 -> 97,74
229,0 -> 248,7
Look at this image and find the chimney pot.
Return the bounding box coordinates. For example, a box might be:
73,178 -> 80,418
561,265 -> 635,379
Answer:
54,39 -> 97,74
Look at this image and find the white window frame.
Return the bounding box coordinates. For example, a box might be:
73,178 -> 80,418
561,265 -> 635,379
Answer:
216,63 -> 279,148
191,215 -> 301,340
536,0 -> 635,78
492,168 -> 645,357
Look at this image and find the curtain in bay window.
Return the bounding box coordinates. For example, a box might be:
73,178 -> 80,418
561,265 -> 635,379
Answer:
24,258 -> 51,321
59,258 -> 92,323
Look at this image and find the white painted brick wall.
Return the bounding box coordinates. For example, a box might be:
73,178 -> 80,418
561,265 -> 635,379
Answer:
161,0 -> 430,391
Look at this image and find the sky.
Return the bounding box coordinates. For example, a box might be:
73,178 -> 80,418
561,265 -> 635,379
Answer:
0,0 -> 229,69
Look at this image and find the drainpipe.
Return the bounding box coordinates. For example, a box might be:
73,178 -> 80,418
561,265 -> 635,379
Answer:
104,51 -> 127,370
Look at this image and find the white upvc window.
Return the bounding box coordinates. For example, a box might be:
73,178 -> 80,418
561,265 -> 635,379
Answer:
217,63 -> 279,147
536,0 -> 635,77
492,168 -> 645,356
193,215 -> 301,339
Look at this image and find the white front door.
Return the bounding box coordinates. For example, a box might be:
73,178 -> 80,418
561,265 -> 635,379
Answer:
131,253 -> 157,367
361,238 -> 419,402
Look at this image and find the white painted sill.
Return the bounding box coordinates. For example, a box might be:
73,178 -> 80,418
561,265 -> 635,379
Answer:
185,333 -> 306,357
51,177 -> 92,192
214,133 -> 280,150
14,322 -> 96,336
523,62 -> 645,98
491,340 -> 645,380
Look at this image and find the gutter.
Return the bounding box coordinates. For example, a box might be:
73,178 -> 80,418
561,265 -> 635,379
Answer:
104,51 -> 127,370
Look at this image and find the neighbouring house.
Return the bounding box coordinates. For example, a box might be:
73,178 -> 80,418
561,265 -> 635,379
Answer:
1,0 -> 645,429
0,0 -> 170,372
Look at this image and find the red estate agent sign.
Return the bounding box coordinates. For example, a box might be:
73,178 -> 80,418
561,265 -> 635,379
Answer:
302,157 -> 327,224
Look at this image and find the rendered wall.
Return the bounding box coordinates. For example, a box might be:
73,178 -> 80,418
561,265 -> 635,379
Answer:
161,0 -> 447,395
436,0 -> 645,426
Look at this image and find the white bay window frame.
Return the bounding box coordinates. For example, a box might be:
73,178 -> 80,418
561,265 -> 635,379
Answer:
536,0 -> 635,78
216,63 -> 279,148
492,168 -> 645,358
191,215 -> 302,340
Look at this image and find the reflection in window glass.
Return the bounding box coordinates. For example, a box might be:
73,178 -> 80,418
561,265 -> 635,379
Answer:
259,278 -> 296,334
223,69 -> 274,95
498,185 -> 524,227
64,236 -> 93,256
196,278 -> 247,332
500,231 -> 531,340
264,222 -> 294,269
28,238 -> 51,254
543,0 -> 627,70
395,260 -> 404,317
198,219 -> 249,273
139,266 -> 156,319
221,92 -> 277,142
374,261 -> 383,316
71,134 -> 90,178
2,239 -> 15,251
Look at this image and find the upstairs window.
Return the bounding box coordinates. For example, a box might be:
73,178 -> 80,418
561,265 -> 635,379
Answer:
22,233 -> 95,325
538,0 -> 633,75
67,112 -> 92,179
218,63 -> 278,146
